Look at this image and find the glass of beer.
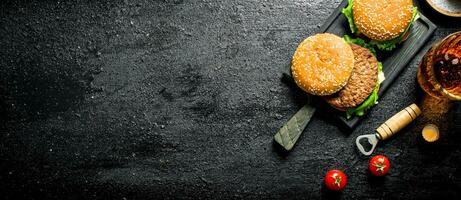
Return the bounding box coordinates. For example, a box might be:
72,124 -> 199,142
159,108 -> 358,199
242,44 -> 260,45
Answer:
417,31 -> 461,101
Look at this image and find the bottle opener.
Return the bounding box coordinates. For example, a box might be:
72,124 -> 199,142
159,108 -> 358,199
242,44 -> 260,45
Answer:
356,104 -> 422,156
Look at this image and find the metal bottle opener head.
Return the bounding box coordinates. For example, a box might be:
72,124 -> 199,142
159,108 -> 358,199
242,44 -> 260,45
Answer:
355,104 -> 422,156
355,133 -> 379,156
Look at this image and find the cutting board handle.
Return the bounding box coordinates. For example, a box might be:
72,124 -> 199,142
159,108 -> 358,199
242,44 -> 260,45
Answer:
376,104 -> 421,140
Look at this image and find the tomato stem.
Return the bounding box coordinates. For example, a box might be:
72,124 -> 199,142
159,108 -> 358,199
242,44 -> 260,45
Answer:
331,173 -> 342,188
373,159 -> 386,173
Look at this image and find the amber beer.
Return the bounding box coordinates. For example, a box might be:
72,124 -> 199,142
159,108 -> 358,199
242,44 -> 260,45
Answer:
417,31 -> 461,101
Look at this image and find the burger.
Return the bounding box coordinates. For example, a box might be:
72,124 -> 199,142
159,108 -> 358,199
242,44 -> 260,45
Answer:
291,33 -> 384,118
342,0 -> 418,51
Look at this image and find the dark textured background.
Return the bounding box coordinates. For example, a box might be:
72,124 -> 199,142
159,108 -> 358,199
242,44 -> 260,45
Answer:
1,0 -> 460,199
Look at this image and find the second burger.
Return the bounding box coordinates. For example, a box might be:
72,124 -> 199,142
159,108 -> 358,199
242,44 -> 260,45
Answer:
291,33 -> 384,118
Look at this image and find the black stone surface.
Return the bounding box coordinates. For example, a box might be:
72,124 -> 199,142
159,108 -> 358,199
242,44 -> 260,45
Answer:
1,0 -> 460,199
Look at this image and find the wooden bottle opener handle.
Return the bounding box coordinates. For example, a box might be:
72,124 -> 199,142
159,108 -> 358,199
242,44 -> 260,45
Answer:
376,104 -> 421,140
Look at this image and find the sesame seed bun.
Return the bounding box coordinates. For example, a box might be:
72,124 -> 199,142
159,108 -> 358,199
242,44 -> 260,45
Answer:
291,33 -> 355,96
323,44 -> 379,110
353,0 -> 414,41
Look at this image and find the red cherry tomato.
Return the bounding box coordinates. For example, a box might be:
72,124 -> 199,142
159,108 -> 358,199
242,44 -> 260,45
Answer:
369,155 -> 390,176
324,169 -> 347,190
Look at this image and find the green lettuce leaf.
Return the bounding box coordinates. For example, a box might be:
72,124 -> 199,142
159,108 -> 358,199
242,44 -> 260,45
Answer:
346,62 -> 383,119
370,7 -> 419,51
343,35 -> 376,56
342,0 -> 358,34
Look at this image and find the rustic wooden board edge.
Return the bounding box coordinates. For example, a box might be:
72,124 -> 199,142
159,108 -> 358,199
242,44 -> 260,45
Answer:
318,0 -> 348,33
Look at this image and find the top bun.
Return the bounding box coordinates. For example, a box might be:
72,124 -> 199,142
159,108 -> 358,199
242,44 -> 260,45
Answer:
291,33 -> 354,96
353,0 -> 414,41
